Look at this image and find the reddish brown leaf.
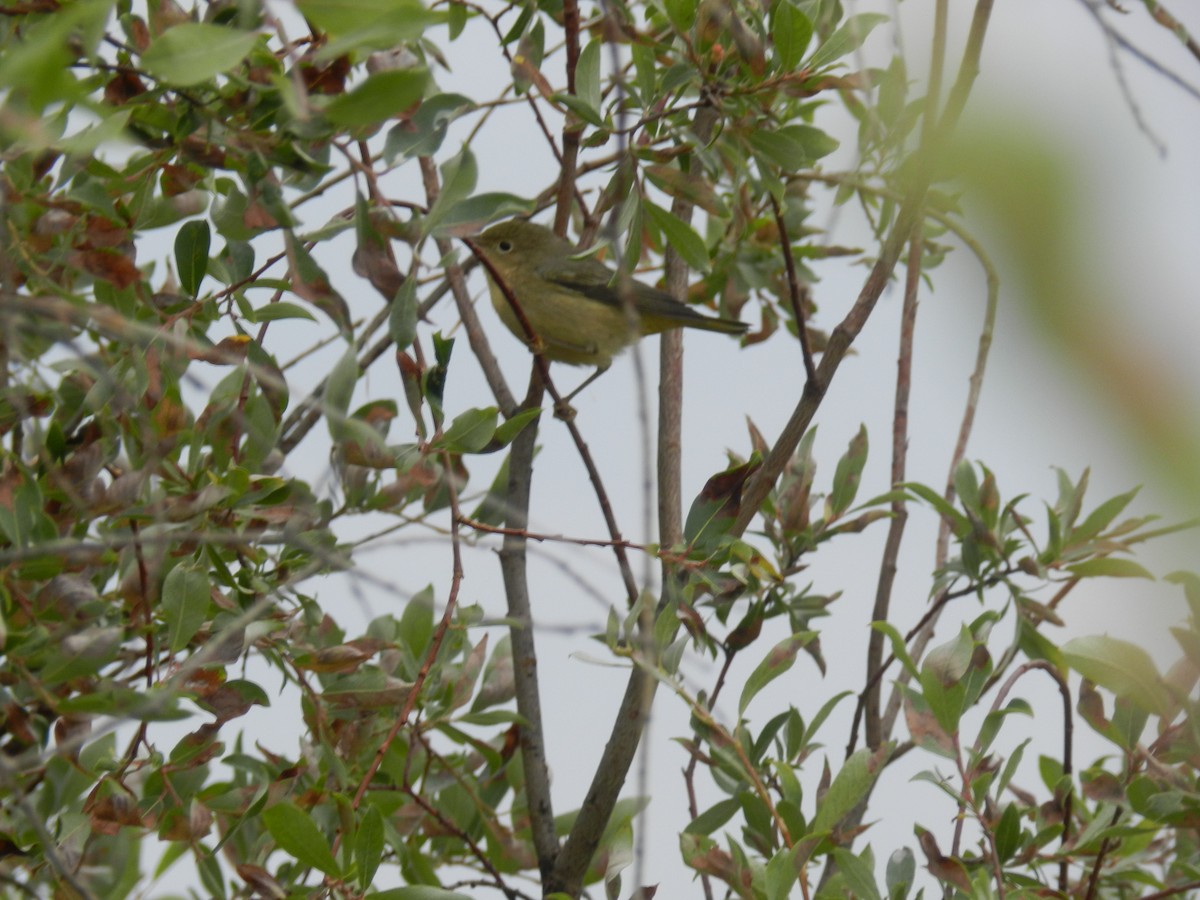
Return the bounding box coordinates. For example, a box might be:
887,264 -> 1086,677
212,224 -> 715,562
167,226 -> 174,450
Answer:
298,54 -> 350,95
104,69 -> 147,105
72,248 -> 141,288
236,864 -> 286,899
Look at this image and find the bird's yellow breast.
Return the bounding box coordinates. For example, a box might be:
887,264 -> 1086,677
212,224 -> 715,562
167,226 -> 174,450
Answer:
486,278 -> 640,367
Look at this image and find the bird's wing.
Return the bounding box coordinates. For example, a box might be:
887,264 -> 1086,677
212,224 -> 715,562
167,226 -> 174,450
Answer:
537,255 -> 691,315
537,253 -> 743,333
536,255 -> 622,305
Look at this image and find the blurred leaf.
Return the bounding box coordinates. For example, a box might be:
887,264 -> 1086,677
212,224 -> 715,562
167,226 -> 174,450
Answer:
356,806 -> 385,890
749,125 -> 839,171
285,233 -> 351,331
470,452 -> 512,527
301,0 -> 443,56
772,1 -> 813,71
400,585 -> 435,665
249,302 -> 317,323
424,147 -> 478,236
832,848 -> 882,900
645,202 -> 709,272
1063,635 -> 1170,716
325,345 -> 360,441
1066,558 -> 1154,580
389,277 -> 419,351
885,847 -> 915,900
384,92 -> 475,161
430,192 -> 536,236
807,13 -> 888,70
141,24 -> 260,86
369,886 -> 473,899
325,69 -> 429,127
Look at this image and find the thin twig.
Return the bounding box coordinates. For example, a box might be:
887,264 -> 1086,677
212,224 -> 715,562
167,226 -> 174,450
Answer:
459,515 -> 652,552
769,194 -> 817,383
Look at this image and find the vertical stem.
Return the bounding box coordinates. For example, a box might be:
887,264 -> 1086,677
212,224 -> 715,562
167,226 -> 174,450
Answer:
554,0 -> 582,233
864,227 -> 922,749
501,373 -> 560,880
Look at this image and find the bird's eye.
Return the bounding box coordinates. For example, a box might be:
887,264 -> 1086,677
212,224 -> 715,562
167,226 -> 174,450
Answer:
497,240 -> 513,253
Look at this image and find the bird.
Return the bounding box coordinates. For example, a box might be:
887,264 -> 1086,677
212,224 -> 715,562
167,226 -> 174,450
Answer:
472,219 -> 748,375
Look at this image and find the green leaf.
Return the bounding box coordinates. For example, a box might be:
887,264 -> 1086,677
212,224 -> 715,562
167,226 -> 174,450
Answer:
429,192 -> 536,236
438,407 -> 497,453
400,585 -> 435,664
261,802 -> 341,877
161,563 -> 210,653
772,1 -> 814,71
828,425 -> 868,518
384,93 -> 475,161
810,748 -> 880,834
663,0 -> 696,31
141,24 -> 260,87
299,0 -> 425,33
175,220 -> 211,297
806,12 -> 889,70
0,1 -> 108,111
324,69 -> 429,127
492,407 -> 541,447
356,806 -> 385,890
994,802 -> 1021,862
551,92 -> 605,128
764,842 -> 801,900
902,480 -> 968,535
470,451 -> 513,527
1066,557 -> 1155,580
885,847 -> 915,899
685,798 -> 741,835
324,346 -> 360,441
739,633 -> 814,716
250,301 -> 317,323
447,0 -> 467,39
299,0 -> 442,56
1063,635 -> 1170,716
389,277 -> 419,350
1070,486 -> 1140,543
425,333 -> 454,428
644,202 -> 709,272
684,457 -> 762,553
644,165 -> 729,218
832,848 -> 883,900
369,887 -> 473,899
423,147 -> 478,236
1166,569 -> 1200,623
749,124 -> 840,171
455,709 -> 524,726
631,41 -> 657,103
575,38 -> 602,117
